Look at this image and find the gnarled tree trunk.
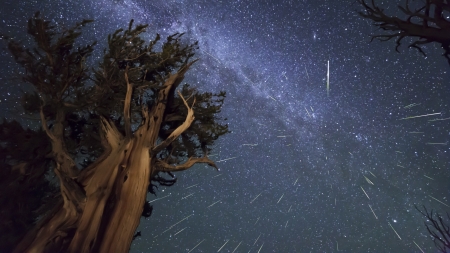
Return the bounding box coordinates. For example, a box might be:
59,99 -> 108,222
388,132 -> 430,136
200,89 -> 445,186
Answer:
14,63 -> 204,253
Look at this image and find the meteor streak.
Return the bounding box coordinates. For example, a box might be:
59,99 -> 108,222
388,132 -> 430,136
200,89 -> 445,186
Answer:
174,227 -> 186,236
413,241 -> 425,253
277,193 -> 285,204
216,156 -> 237,162
388,222 -> 401,240
156,214 -> 193,237
188,239 -> 205,253
257,243 -> 264,253
148,194 -> 171,203
253,233 -> 262,246
399,112 -> 441,120
182,193 -> 194,200
207,200 -> 221,208
364,175 -> 374,185
428,195 -> 449,207
185,184 -> 198,189
428,117 -> 450,121
423,175 -> 434,180
217,240 -> 229,252
361,186 -> 370,199
403,103 -> 421,109
368,204 -> 378,219
326,60 -> 330,97
231,241 -> 242,253
202,50 -> 221,63
426,142 -> 447,145
305,107 -> 312,118
250,192 -> 263,204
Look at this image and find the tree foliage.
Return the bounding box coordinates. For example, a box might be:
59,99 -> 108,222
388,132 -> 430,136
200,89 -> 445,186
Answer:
0,120 -> 57,252
1,12 -> 228,253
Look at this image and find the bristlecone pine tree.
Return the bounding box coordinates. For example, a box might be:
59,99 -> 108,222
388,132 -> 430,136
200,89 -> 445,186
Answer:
1,12 -> 228,253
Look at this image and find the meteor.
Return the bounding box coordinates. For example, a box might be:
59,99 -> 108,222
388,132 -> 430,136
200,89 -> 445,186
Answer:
216,156 -> 237,162
368,204 -> 378,219
388,222 -> 401,240
250,192 -> 263,204
326,60 -> 330,97
399,112 -> 441,120
360,186 -> 370,200
277,193 -> 285,204
217,240 -> 229,252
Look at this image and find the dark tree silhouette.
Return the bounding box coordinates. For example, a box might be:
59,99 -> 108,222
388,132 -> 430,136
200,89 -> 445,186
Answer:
0,120 -> 58,252
415,205 -> 450,253
1,12 -> 228,253
357,0 -> 450,64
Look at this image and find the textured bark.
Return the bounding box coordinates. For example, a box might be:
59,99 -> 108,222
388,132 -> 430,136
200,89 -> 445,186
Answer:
98,63 -> 195,253
13,62 -> 203,253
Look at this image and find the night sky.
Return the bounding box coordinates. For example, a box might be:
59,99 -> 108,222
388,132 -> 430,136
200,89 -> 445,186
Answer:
1,0 -> 450,252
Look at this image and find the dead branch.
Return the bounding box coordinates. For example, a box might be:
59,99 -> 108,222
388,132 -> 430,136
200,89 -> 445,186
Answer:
156,155 -> 218,172
415,205 -> 450,253
152,90 -> 196,155
357,0 -> 450,64
123,66 -> 133,138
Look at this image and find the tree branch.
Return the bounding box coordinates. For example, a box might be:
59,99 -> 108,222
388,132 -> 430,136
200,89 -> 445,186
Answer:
415,204 -> 450,253
123,66 -> 133,138
152,90 -> 196,155
78,116 -> 124,185
39,105 -> 57,142
357,0 -> 450,64
156,155 -> 218,172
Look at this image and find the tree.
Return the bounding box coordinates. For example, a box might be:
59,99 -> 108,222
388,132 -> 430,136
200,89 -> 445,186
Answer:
357,0 -> 450,64
0,120 -> 58,252
1,12 -> 228,253
415,205 -> 450,253
357,2 -> 450,252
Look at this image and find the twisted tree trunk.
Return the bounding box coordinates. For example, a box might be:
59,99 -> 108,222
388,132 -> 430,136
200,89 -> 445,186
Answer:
14,64 -> 197,253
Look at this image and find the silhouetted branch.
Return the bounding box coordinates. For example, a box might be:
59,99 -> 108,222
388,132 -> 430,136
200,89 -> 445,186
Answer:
415,205 -> 450,253
148,171 -> 177,195
357,0 -> 450,64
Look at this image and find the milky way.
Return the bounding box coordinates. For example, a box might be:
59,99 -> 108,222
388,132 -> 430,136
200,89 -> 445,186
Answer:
1,0 -> 449,252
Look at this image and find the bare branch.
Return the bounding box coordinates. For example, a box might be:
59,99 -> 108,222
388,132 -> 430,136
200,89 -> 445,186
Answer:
415,205 -> 450,253
152,91 -> 196,155
123,66 -> 133,138
357,0 -> 450,64
156,155 -> 218,172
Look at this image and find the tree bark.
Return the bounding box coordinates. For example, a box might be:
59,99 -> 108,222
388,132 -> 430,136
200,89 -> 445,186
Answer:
14,62 -> 199,253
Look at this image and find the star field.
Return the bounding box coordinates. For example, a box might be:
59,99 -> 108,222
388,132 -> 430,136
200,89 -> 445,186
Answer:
1,0 -> 449,252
